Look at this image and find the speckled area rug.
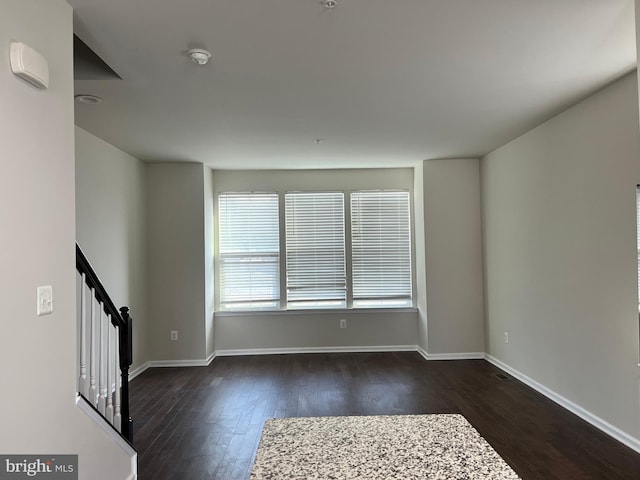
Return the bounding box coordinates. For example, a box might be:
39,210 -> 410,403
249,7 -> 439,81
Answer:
250,414 -> 521,480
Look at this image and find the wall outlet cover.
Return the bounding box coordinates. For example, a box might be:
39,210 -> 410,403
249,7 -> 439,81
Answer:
37,285 -> 53,316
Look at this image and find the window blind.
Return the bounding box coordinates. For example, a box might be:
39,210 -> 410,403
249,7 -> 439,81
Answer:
351,191 -> 412,307
285,192 -> 346,308
218,193 -> 280,310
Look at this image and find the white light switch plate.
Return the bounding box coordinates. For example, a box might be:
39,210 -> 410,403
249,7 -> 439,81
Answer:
37,285 -> 53,316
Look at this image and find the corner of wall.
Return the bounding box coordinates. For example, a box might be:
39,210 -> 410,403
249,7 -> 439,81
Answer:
145,163 -> 209,362
413,161 -> 429,351
421,159 -> 485,355
204,165 -> 215,357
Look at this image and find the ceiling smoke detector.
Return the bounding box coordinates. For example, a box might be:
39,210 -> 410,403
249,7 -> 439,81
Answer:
188,48 -> 211,65
322,0 -> 338,9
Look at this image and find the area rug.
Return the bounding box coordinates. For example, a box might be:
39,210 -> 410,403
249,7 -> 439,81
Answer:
250,414 -> 521,479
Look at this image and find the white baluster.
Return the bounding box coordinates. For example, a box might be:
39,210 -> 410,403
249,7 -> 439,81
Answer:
78,276 -> 88,397
114,330 -> 122,431
89,294 -> 98,405
98,308 -> 107,414
105,321 -> 114,423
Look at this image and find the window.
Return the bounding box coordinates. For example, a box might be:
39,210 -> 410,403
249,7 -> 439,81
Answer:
217,188 -> 413,311
218,193 -> 280,310
285,192 -> 346,309
351,191 -> 412,307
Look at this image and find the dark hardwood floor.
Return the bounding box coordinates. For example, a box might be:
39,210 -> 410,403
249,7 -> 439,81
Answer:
129,352 -> 640,479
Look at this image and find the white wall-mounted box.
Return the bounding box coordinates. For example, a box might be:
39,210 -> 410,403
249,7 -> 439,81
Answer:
10,41 -> 49,89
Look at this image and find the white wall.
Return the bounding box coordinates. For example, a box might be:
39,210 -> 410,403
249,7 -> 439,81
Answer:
204,167 -> 215,357
413,161 -> 429,350
482,72 -> 640,444
75,126 -> 149,370
146,163 -> 208,361
0,1 -> 134,477
215,311 -> 417,352
212,168 -> 418,351
420,159 -> 485,356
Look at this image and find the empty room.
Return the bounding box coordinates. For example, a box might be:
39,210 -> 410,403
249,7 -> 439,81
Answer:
3,1 -> 640,479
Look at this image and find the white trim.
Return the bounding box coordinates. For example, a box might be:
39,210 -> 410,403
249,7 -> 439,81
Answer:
130,347 -> 486,363
416,346 -> 484,361
129,353 -> 216,376
128,362 -> 150,381
126,456 -> 137,480
215,345 -> 417,357
75,395 -> 137,461
484,354 -> 640,454
215,307 -> 418,317
147,352 -> 216,368
425,352 -> 485,360
416,345 -> 429,360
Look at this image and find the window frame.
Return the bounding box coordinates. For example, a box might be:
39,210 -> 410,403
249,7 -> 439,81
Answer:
217,192 -> 281,311
215,186 -> 415,313
350,190 -> 413,308
285,191 -> 348,310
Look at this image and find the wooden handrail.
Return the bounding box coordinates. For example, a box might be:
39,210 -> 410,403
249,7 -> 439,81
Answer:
76,243 -> 133,443
76,244 -> 126,330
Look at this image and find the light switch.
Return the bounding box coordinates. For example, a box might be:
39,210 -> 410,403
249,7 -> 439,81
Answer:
37,285 -> 53,316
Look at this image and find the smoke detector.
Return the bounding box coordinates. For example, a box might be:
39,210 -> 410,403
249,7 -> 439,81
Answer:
322,0 -> 338,8
188,48 -> 211,65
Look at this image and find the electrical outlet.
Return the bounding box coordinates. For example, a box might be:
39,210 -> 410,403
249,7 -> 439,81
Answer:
340,319 -> 347,329
171,330 -> 178,341
504,331 -> 509,344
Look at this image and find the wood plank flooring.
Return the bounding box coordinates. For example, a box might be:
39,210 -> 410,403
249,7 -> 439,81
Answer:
129,352 -> 640,479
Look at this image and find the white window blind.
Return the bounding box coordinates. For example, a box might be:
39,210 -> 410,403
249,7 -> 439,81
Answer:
351,191 -> 412,307
285,192 -> 346,308
218,193 -> 280,310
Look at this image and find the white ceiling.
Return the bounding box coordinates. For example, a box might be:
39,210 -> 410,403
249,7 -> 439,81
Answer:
69,0 -> 637,169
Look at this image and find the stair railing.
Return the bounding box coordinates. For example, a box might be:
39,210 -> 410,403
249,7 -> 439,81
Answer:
76,244 -> 133,443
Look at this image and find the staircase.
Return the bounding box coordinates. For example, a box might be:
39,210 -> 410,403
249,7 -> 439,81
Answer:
75,244 -> 134,443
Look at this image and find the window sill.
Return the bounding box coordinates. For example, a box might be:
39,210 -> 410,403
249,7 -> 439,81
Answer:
215,307 -> 418,317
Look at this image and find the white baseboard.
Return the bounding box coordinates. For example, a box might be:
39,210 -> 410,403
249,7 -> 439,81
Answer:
148,352 -> 216,368
128,353 -> 216,379
416,346 -> 485,361
128,362 -> 150,381
484,354 -> 640,454
131,348 -> 485,367
215,345 -> 417,356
